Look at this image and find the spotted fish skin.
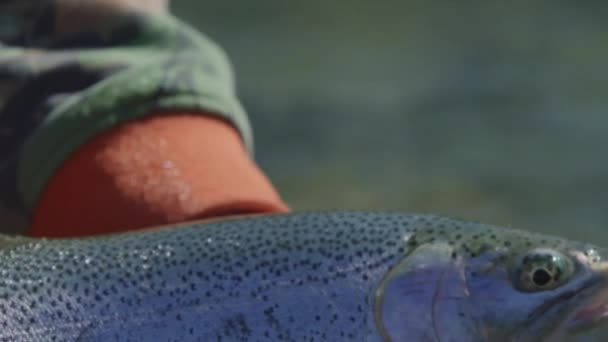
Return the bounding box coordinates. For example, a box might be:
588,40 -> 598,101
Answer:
0,212 -> 599,341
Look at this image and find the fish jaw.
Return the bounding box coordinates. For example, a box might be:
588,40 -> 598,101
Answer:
558,259 -> 608,335
565,284 -> 608,333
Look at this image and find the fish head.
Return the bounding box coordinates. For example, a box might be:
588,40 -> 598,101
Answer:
374,219 -> 608,342
466,242 -> 608,341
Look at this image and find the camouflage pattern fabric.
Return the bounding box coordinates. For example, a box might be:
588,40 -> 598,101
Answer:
0,1 -> 252,214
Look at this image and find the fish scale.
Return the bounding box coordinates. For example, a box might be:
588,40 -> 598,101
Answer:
0,211 -> 605,341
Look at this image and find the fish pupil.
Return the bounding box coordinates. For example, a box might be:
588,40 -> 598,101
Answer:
532,268 -> 552,286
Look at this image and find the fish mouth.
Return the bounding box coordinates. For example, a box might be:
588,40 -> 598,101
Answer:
562,260 -> 608,335
564,281 -> 608,334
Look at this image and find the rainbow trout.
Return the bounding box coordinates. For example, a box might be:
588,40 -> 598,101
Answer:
1,211 -> 608,341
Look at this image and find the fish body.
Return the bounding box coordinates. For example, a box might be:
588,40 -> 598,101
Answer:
0,211 -> 607,341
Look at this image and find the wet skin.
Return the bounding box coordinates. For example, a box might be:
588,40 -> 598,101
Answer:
1,211 -> 607,341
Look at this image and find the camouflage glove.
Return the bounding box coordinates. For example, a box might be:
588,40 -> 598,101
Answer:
0,1 -> 252,213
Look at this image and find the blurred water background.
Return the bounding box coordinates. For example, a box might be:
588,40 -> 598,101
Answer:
171,1 -> 608,240
2,1 -> 608,339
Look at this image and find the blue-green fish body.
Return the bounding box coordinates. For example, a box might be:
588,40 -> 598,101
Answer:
1,212 -> 608,341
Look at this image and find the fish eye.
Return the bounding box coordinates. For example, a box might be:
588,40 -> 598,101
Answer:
512,248 -> 575,292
